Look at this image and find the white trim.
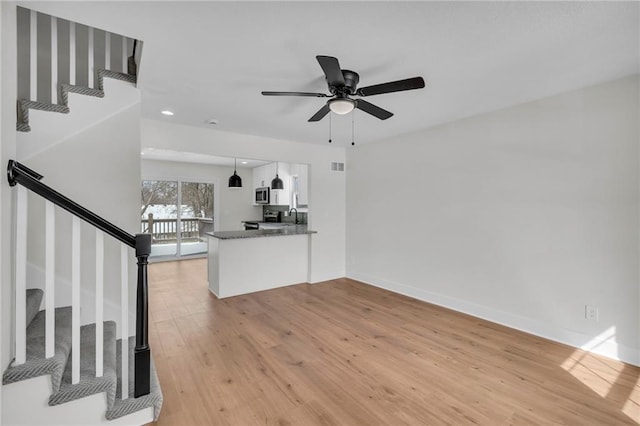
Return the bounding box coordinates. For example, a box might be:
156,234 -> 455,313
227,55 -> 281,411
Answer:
71,217 -> 81,383
105,31 -> 110,71
95,230 -> 104,377
121,36 -> 127,73
69,21 -> 75,85
29,10 -> 37,100
120,244 -> 128,400
15,186 -> 28,365
45,201 -> 55,359
88,27 -> 94,88
50,16 -> 57,103
348,271 -> 640,367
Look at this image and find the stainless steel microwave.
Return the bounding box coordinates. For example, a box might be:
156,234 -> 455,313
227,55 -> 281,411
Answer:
255,187 -> 270,204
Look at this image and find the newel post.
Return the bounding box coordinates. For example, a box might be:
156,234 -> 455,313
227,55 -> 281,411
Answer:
134,233 -> 152,397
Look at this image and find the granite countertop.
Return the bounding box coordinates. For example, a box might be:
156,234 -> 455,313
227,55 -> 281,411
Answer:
206,225 -> 316,240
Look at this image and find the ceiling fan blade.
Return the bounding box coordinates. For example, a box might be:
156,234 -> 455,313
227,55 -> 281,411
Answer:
316,56 -> 345,87
308,104 -> 330,122
261,91 -> 329,97
356,77 -> 425,97
355,99 -> 393,120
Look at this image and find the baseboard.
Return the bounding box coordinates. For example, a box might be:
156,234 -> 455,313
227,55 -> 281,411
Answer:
347,271 -> 639,367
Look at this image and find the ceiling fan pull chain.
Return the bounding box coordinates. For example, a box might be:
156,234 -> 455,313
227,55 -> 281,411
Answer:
351,111 -> 355,146
329,113 -> 332,143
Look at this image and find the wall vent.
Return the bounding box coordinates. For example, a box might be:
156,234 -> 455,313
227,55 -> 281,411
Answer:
330,162 -> 345,172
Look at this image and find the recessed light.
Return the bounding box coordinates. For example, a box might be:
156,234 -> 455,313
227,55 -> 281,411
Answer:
161,110 -> 174,116
241,161 -> 248,165
207,118 -> 218,125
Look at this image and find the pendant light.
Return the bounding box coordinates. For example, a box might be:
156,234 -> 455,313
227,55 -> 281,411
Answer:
271,162 -> 283,190
228,158 -> 242,188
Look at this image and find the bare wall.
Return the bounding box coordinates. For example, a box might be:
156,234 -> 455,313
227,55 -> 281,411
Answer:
23,103 -> 141,336
1,1 -> 18,373
346,75 -> 640,365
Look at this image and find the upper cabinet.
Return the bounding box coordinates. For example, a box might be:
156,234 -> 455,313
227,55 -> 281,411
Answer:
252,162 -> 275,190
252,162 -> 291,206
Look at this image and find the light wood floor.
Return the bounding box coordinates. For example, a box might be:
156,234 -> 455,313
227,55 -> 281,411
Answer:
147,259 -> 639,425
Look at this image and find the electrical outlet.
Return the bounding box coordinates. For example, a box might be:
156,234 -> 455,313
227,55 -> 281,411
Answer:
585,305 -> 599,321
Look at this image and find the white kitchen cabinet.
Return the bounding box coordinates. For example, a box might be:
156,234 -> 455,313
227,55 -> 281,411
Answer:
271,162 -> 289,206
252,162 -> 275,190
252,162 -> 289,206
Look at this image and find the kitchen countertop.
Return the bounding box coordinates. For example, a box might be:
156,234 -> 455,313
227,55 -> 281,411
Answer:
206,225 -> 316,240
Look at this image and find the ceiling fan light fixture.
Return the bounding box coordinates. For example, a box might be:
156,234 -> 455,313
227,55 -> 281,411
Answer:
328,98 -> 355,115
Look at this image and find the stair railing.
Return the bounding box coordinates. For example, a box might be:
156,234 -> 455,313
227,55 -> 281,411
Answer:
7,160 -> 151,398
17,6 -> 140,106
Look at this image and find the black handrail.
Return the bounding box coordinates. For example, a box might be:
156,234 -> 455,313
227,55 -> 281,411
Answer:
8,160 -> 136,248
7,160 -> 151,397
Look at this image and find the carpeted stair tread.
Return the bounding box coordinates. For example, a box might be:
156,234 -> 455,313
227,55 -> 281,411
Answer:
2,307 -> 72,391
106,337 -> 163,421
49,321 -> 117,407
26,289 -> 44,329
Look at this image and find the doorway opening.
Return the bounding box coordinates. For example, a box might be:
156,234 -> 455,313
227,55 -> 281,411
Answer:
141,179 -> 214,260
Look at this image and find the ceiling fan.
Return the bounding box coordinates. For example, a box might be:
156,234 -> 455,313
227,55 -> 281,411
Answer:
261,55 -> 425,122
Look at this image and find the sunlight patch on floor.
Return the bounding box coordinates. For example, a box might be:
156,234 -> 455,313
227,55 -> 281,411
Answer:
622,374 -> 640,421
560,327 -> 621,398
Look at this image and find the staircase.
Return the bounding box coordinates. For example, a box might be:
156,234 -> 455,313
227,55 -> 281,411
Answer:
15,6 -> 142,160
3,162 -> 162,425
3,7 -> 162,425
3,290 -> 162,424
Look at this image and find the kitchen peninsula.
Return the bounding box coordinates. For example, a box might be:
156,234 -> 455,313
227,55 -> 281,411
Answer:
206,226 -> 316,298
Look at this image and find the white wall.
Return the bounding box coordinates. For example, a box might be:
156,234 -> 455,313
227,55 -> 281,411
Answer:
1,1 -> 18,374
346,75 -> 640,365
23,103 -> 141,336
141,159 -> 262,232
141,119 -> 346,283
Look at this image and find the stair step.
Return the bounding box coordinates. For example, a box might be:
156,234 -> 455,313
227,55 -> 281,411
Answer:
17,69 -> 137,132
106,337 -> 163,421
49,321 -> 117,408
2,307 -> 72,392
26,289 -> 44,329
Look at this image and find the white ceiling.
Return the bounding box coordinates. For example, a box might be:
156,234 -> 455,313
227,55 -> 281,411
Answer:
25,1 -> 640,146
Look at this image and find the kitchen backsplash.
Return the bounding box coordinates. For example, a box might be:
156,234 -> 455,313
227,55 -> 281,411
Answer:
263,205 -> 307,224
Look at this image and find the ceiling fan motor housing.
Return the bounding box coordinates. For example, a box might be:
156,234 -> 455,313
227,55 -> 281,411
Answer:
333,70 -> 360,95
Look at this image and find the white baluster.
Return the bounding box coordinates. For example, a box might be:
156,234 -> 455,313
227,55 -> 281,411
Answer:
88,27 -> 94,88
105,32 -> 111,71
45,201 -> 55,359
69,22 -> 76,85
120,244 -> 129,400
95,230 -> 104,377
51,17 -> 58,104
30,10 -> 37,101
121,36 -> 127,73
15,186 -> 28,365
71,217 -> 80,384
